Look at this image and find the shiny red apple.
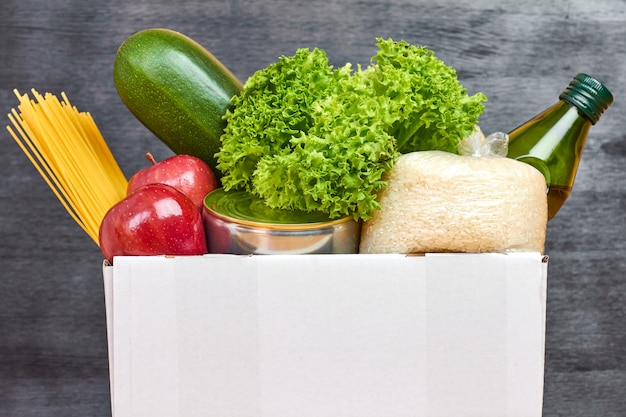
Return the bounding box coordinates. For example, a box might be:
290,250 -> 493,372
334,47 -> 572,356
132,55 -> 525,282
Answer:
127,153 -> 219,210
99,183 -> 208,263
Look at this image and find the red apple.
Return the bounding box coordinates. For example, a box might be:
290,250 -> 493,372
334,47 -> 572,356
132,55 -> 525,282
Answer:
127,153 -> 219,210
99,183 -> 208,263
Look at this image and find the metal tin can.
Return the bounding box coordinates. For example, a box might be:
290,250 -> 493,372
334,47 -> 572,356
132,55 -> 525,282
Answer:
203,188 -> 360,254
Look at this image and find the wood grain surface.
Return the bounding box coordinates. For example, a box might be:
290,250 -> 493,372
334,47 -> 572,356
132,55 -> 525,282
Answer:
1,0 -> 625,416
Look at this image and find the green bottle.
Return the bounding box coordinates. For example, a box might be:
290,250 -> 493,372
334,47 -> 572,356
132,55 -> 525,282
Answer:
507,73 -> 613,220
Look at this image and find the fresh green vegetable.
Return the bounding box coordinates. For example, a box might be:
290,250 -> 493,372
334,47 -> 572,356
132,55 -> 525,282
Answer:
113,28 -> 242,173
217,38 -> 487,220
218,48 -> 397,220
371,38 -> 487,154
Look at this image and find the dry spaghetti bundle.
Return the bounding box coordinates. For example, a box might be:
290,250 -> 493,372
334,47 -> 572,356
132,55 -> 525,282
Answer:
6,89 -> 127,245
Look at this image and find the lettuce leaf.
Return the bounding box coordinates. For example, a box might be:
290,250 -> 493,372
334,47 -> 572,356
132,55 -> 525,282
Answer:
217,39 -> 487,220
370,38 -> 487,154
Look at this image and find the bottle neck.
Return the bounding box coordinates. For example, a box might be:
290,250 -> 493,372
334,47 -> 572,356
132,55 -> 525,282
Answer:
524,102 -> 583,159
507,99 -> 591,189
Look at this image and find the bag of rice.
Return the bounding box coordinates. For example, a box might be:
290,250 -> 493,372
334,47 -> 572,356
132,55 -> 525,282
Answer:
359,149 -> 548,254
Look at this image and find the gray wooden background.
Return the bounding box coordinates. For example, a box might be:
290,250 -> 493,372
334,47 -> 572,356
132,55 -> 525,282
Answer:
1,0 -> 625,416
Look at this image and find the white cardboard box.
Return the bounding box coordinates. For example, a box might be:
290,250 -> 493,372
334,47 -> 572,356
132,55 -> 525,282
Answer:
103,252 -> 548,417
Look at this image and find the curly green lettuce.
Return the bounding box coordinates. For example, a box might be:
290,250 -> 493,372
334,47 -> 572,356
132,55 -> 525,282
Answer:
370,38 -> 487,154
216,38 -> 487,220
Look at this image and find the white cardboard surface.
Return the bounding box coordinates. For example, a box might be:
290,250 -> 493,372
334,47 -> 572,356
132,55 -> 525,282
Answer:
103,252 -> 548,417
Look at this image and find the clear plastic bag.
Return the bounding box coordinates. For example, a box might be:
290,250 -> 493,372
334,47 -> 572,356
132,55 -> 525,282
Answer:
457,126 -> 509,157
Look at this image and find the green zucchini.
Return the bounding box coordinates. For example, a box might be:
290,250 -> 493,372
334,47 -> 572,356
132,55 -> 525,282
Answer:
113,28 -> 242,174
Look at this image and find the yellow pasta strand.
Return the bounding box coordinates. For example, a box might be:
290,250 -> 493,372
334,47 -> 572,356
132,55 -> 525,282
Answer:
6,89 -> 128,245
